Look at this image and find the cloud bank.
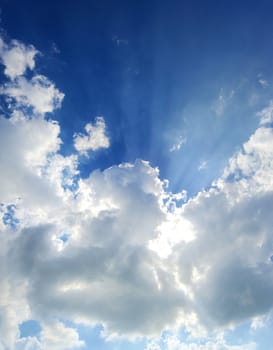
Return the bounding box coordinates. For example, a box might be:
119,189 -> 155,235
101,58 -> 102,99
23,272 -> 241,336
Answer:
0,33 -> 273,350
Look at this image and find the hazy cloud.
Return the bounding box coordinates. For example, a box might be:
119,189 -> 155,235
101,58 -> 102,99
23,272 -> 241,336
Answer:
170,136 -> 187,152
212,88 -> 235,116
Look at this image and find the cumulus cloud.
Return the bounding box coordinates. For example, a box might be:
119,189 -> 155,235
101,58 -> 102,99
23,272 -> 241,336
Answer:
0,37 -> 38,79
170,120 -> 273,332
2,75 -> 64,114
257,100 -> 273,125
14,337 -> 42,350
14,323 -> 84,350
40,322 -> 84,350
1,31 -> 273,350
0,35 -> 64,116
8,161 -> 184,339
74,116 -> 110,155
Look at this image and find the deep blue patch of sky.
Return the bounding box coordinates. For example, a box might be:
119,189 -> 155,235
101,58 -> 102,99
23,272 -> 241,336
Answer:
1,0 -> 273,196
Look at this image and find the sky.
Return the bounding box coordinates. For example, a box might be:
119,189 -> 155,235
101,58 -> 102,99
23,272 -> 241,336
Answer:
1,0 -> 273,349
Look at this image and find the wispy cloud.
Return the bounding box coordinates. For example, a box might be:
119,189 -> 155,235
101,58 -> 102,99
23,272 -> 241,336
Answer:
258,79 -> 269,88
212,88 -> 235,116
198,160 -> 207,171
257,73 -> 269,89
169,135 -> 187,152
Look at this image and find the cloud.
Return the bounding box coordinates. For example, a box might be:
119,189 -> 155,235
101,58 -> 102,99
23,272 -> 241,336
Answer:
197,160 -> 207,171
212,88 -> 234,116
40,322 -> 84,350
14,337 -> 42,350
14,323 -> 84,350
2,75 -> 64,114
171,120 -> 273,332
4,112 -> 273,345
74,117 -> 110,155
1,31 -> 273,350
257,100 -> 273,125
0,37 -> 38,79
0,112 -> 68,213
146,333 -> 257,350
258,79 -> 269,88
7,161 -> 185,339
0,35 -> 64,116
169,136 -> 187,152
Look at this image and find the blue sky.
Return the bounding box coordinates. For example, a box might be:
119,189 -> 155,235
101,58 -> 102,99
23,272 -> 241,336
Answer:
1,1 -> 273,349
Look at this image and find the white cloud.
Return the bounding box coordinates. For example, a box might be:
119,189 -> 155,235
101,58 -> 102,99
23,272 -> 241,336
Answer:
74,116 -> 110,155
164,335 -> 257,350
257,100 -> 273,125
0,37 -> 38,79
8,160 -> 184,339
2,75 -> 64,114
219,125 -> 273,196
145,340 -> 161,350
0,36 -> 63,115
0,112 -> 67,213
14,323 -> 84,350
145,334 -> 257,350
170,119 -> 273,332
1,31 -> 273,350
4,112 -> 273,344
14,337 -> 42,350
40,322 -> 84,350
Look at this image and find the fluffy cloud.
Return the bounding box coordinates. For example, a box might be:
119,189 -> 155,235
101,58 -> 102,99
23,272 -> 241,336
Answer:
40,322 -> 84,350
0,35 -> 63,115
0,37 -> 38,79
8,161 -> 185,338
212,88 -> 234,116
2,75 -> 64,114
14,337 -> 42,350
1,31 -> 273,350
14,323 -> 84,350
171,117 -> 273,332
74,117 -> 110,155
